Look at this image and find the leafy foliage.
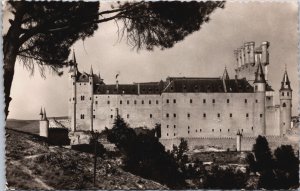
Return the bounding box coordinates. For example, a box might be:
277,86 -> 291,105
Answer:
106,115 -> 184,188
246,136 -> 299,189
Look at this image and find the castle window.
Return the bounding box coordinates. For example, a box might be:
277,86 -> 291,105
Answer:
190,99 -> 193,103
228,129 -> 230,132
188,126 -> 190,129
196,130 -> 197,132
200,129 -> 202,132
251,126 -> 253,131
245,99 -> 247,103
90,82 -> 92,85
173,113 -> 176,118
73,82 -> 75,85
80,114 -> 85,119
93,115 -> 95,119
203,99 -> 206,103
107,101 -> 110,104
167,125 -> 169,128
227,99 -> 230,103
127,100 -> 129,104
90,97 -> 92,100
188,131 -> 190,134
166,99 -> 169,103
166,113 -> 169,118
230,113 -> 232,117
260,114 -> 263,118
80,83 -> 81,85
120,100 -> 122,104
187,113 -> 190,118
173,99 -> 176,103
150,114 -> 152,118
212,99 -> 215,103
217,113 -> 220,117
174,125 -> 176,128
212,129 -> 214,132
127,114 -> 129,118
220,129 -> 222,132
170,86 -> 173,90
282,103 -> 286,107
95,101 -> 98,105
149,100 -> 151,104
287,92 -> 289,96
142,100 -> 144,104
246,113 -> 249,117
282,92 -> 284,96
156,100 -> 159,104
203,113 -> 206,117
256,99 -> 258,103
134,100 -> 137,104
241,129 -> 243,132
80,96 -> 85,100
73,98 -> 75,101
167,133 -> 169,136
174,133 -> 176,136
110,115 -> 113,119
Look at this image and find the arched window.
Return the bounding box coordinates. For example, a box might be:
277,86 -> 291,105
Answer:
282,103 -> 286,107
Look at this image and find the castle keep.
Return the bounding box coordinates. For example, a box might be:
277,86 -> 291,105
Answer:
42,41 -> 293,151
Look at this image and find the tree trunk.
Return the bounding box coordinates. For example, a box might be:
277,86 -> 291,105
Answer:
3,6 -> 24,119
3,37 -> 18,119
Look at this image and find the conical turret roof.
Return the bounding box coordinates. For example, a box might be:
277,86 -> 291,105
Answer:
222,67 -> 230,80
254,58 -> 266,83
280,69 -> 292,91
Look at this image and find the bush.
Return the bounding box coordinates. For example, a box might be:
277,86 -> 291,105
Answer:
106,115 -> 185,188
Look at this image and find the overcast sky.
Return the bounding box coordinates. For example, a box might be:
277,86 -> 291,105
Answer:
6,1 -> 299,120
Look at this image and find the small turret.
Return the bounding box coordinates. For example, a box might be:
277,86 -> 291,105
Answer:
39,108 -> 49,138
236,130 -> 242,151
43,108 -> 47,120
90,65 -> 93,75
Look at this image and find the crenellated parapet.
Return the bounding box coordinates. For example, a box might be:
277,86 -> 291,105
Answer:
234,41 -> 270,81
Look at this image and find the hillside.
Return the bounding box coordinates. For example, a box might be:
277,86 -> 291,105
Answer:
6,119 -> 39,135
6,129 -> 166,190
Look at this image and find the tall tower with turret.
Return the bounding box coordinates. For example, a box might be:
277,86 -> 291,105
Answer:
279,69 -> 292,136
68,50 -> 77,131
253,59 -> 266,135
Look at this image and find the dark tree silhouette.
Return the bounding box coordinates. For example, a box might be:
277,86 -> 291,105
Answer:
3,1 -> 225,118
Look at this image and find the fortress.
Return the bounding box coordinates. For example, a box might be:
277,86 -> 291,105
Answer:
40,41 -> 294,151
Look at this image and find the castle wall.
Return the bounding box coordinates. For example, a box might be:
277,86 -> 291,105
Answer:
93,94 -> 162,132
161,92 -> 265,139
265,106 -> 281,136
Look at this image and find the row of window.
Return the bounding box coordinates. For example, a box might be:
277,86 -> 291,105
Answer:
118,100 -> 159,105
165,127 -> 254,136
166,98 -> 256,104
165,113 -> 263,118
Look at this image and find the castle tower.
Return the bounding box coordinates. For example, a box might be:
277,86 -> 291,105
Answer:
253,59 -> 266,135
68,50 -> 77,131
279,69 -> 292,136
89,65 -> 94,131
39,108 -> 49,138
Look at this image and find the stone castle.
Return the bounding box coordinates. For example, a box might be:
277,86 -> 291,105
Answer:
40,41 -> 294,151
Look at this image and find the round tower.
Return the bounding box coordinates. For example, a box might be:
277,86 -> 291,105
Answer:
39,108 -> 49,138
253,59 -> 266,135
279,69 -> 292,136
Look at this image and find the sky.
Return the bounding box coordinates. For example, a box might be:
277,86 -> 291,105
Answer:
5,1 -> 299,120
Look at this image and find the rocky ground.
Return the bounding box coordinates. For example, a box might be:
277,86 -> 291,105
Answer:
6,129 -> 167,190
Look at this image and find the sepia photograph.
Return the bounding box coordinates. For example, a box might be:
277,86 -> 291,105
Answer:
3,0 -> 299,190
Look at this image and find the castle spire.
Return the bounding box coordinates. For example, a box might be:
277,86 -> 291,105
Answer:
73,48 -> 77,64
39,107 -> 43,120
43,108 -> 47,120
254,57 -> 266,83
90,65 -> 93,75
222,66 -> 230,80
280,68 -> 292,90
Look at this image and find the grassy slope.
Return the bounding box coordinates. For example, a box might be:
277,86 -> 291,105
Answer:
6,129 -> 166,190
6,119 -> 39,135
